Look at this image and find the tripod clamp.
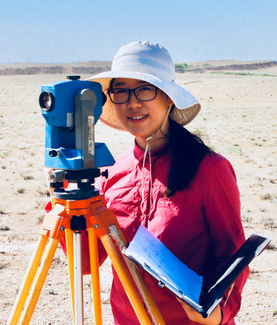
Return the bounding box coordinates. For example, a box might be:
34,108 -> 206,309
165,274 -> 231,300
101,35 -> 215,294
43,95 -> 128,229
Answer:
49,168 -> 108,199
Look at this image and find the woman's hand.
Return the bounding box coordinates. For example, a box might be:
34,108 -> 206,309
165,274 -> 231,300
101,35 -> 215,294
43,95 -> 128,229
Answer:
177,298 -> 222,325
44,167 -> 54,197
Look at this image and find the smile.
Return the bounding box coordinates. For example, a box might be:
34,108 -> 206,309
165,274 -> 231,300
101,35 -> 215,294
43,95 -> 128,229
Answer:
128,115 -> 148,120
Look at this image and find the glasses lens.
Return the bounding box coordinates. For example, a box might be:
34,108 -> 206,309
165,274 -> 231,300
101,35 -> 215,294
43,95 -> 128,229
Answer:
109,89 -> 129,104
135,85 -> 157,101
109,85 -> 157,104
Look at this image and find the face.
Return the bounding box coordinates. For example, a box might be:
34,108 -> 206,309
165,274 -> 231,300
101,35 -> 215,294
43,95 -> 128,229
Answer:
111,78 -> 173,149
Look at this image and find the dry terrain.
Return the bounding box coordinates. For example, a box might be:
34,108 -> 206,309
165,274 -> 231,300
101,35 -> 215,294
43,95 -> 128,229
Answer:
0,61 -> 277,324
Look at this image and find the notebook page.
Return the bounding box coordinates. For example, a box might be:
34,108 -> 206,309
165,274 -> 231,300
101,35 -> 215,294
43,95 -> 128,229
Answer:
124,225 -> 203,304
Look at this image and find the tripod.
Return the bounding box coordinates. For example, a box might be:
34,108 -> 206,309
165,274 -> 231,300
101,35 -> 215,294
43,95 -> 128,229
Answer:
7,169 -> 166,325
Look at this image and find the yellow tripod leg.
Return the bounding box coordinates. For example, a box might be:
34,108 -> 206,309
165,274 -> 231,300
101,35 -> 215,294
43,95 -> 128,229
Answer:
19,238 -> 60,325
88,227 -> 103,325
117,229 -> 166,325
65,228 -> 75,323
7,235 -> 49,325
100,234 -> 152,325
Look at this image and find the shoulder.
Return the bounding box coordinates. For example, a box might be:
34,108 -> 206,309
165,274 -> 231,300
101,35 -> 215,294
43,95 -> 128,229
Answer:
114,146 -> 134,163
191,150 -> 238,194
199,150 -> 236,178
98,146 -> 138,193
195,151 -> 239,199
109,146 -> 136,175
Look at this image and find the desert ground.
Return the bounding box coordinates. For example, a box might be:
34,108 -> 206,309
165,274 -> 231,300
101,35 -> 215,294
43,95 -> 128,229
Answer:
0,63 -> 277,324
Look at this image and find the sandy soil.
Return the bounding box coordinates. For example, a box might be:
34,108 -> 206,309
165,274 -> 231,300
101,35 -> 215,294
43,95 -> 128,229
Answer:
0,68 -> 277,324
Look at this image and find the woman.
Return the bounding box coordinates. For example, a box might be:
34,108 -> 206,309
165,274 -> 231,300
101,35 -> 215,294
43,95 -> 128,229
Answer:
63,41 -> 249,324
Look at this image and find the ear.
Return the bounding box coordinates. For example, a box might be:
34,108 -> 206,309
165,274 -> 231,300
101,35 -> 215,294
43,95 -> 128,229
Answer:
168,97 -> 174,107
165,93 -> 174,106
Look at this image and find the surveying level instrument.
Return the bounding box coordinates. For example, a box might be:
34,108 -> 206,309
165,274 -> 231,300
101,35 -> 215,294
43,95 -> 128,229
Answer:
7,76 -> 166,325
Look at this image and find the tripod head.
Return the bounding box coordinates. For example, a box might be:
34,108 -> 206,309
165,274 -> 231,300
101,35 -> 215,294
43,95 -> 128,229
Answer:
39,76 -> 115,199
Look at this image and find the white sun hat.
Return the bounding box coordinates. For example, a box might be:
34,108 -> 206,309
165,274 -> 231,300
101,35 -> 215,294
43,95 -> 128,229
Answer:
87,41 -> 201,131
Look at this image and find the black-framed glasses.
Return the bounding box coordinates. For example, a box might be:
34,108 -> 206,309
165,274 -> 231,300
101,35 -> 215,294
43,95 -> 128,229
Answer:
108,85 -> 158,104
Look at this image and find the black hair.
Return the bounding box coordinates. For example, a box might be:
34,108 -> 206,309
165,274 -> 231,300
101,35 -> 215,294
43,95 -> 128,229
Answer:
163,118 -> 211,198
109,78 -> 115,90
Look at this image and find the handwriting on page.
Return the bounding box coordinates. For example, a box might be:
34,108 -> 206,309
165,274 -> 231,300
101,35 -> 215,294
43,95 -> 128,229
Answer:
125,225 -> 203,304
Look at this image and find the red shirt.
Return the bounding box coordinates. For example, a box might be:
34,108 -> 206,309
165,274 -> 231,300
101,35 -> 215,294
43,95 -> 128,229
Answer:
60,141 -> 249,325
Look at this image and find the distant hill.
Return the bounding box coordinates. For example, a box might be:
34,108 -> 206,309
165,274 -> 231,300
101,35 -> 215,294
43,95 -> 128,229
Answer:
175,60 -> 277,73
0,60 -> 276,76
0,61 -> 112,76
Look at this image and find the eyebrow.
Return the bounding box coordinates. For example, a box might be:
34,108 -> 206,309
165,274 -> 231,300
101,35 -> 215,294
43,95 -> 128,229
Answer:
113,80 -> 149,87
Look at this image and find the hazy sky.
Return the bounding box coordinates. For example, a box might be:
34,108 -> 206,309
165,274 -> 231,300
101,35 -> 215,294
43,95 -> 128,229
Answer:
1,0 -> 276,64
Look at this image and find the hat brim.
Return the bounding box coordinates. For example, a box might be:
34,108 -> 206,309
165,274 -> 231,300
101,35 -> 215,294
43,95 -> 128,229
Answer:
87,70 -> 201,130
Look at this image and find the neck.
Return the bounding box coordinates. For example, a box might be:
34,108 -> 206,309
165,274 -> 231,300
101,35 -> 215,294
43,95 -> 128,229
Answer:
136,122 -> 170,150
136,136 -> 167,150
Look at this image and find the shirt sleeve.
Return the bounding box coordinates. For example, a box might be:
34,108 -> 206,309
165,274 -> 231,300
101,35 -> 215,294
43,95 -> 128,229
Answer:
202,157 -> 249,324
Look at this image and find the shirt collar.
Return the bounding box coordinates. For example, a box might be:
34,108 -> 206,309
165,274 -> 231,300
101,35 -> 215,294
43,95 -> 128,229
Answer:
133,139 -> 170,162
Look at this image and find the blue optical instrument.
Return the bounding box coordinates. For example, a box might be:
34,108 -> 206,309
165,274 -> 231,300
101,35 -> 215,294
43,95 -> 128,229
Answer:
39,76 -> 115,171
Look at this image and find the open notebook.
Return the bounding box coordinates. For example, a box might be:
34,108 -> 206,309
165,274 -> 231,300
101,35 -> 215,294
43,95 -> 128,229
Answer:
123,225 -> 270,318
